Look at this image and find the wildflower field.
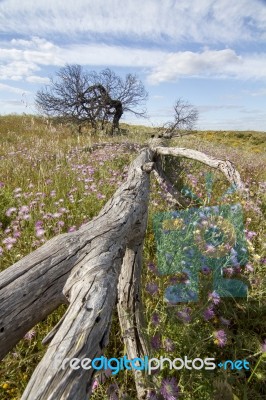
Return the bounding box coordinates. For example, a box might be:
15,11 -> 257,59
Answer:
0,115 -> 265,400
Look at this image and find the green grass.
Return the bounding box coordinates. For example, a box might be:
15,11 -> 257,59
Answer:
0,115 -> 265,399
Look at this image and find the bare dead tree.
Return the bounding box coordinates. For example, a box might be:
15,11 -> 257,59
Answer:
0,136 -> 248,400
159,98 -> 199,139
36,65 -> 148,134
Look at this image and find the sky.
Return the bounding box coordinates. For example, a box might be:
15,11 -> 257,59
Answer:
0,0 -> 266,131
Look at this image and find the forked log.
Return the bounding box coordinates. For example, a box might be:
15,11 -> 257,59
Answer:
117,244 -> 151,399
156,146 -> 246,192
0,140 -> 246,400
21,149 -> 152,400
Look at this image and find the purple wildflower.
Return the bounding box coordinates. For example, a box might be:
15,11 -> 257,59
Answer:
58,207 -> 68,213
205,244 -> 216,254
24,329 -> 36,341
234,265 -> 242,274
0,246 -> 3,256
52,212 -> 62,218
245,230 -> 257,240
245,263 -> 254,273
6,207 -> 17,217
164,338 -> 175,352
147,262 -> 158,274
2,236 -> 17,250
147,391 -> 159,400
19,205 -> 29,214
177,307 -> 192,323
224,242 -> 233,251
261,340 -> 266,353
160,377 -> 179,400
151,312 -> 160,326
213,330 -> 227,347
36,228 -> 45,238
223,267 -> 234,277
201,266 -> 211,275
146,282 -> 159,295
91,379 -> 99,392
219,317 -> 230,326
203,307 -> 215,321
151,334 -> 161,350
13,231 -> 21,238
208,291 -> 220,305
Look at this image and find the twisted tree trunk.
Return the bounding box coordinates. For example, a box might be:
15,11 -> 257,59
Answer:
0,139 -> 246,400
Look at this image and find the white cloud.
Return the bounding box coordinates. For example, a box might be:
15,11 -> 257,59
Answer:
0,38 -> 164,82
147,49 -> 266,83
0,37 -> 62,65
0,60 -> 40,80
244,88 -> 266,97
26,75 -> 50,84
0,82 -> 31,94
0,0 -> 265,44
59,44 -> 164,67
0,37 -> 63,81
1,38 -> 266,85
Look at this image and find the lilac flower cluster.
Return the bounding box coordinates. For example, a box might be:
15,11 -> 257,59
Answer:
0,144 -> 133,263
148,377 -> 179,400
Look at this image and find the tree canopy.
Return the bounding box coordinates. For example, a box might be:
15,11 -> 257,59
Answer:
36,65 -> 148,134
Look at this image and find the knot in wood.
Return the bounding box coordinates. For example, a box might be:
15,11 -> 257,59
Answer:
142,162 -> 154,173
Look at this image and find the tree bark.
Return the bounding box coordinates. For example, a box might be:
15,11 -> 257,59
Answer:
0,140 -> 247,399
19,149 -> 153,400
156,146 -> 245,192
117,243 -> 151,399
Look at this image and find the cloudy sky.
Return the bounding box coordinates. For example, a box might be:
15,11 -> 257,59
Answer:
0,0 -> 266,130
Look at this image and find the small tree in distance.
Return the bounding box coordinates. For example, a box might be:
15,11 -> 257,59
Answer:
35,65 -> 148,134
159,98 -> 199,139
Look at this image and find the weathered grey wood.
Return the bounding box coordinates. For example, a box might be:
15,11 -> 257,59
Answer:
117,244 -> 150,399
155,146 -> 246,192
0,233 -> 78,360
0,139 -> 247,400
20,148 -> 153,400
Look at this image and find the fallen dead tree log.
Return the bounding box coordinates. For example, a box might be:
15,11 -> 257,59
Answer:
0,139 -> 246,399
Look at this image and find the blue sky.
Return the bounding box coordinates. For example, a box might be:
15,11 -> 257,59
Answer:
0,0 -> 266,130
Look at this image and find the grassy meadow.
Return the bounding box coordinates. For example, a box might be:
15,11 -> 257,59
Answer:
0,115 -> 265,400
